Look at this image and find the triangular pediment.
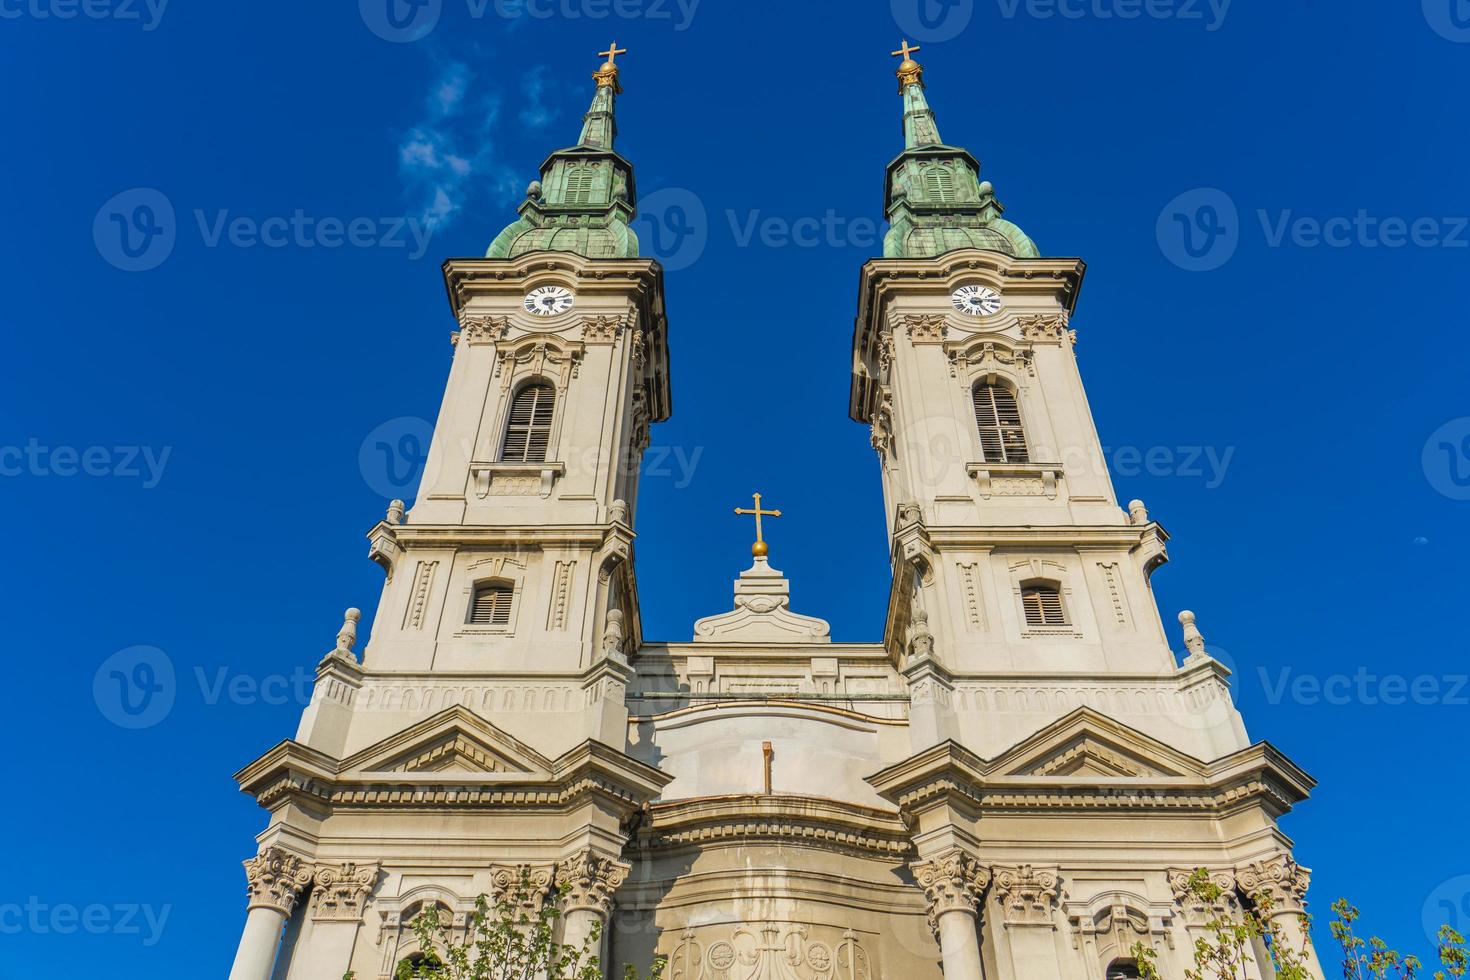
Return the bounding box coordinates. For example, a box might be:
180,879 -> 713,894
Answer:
990,708 -> 1202,780
343,706 -> 554,777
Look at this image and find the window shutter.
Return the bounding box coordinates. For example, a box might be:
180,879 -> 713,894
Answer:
565,167 -> 594,205
502,382 -> 556,463
468,583 -> 513,626
1021,583 -> 1067,627
973,383 -> 1030,464
924,166 -> 957,202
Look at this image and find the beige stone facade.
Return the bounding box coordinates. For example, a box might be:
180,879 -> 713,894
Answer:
225,68 -> 1323,980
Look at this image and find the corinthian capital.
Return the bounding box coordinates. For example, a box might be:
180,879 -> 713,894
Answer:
310,862 -> 380,921
556,850 -> 630,918
992,865 -> 1062,926
491,864 -> 556,915
243,847 -> 315,915
1236,856 -> 1311,916
912,849 -> 991,927
1168,868 -> 1239,927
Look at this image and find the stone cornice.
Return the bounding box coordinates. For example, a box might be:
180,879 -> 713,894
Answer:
636,794 -> 913,859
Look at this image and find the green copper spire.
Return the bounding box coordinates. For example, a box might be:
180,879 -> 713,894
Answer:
486,43 -> 639,260
883,43 -> 1039,260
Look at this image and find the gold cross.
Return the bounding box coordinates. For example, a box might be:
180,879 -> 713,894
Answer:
598,41 -> 627,65
734,492 -> 782,557
891,39 -> 921,61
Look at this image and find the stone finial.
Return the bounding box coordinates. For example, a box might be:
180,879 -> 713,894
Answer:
336,608 -> 362,656
602,608 -> 627,663
1128,499 -> 1150,525
1178,610 -> 1207,661
908,608 -> 934,663
608,498 -> 629,525
386,499 -> 406,525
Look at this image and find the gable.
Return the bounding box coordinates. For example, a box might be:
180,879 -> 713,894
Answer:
989,708 -> 1203,780
342,706 -> 554,778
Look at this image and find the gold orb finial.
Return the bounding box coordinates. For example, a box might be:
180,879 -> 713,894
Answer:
593,41 -> 627,91
752,540 -> 769,558
891,40 -> 924,90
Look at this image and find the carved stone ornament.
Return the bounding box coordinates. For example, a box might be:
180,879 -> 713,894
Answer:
1236,856 -> 1311,916
311,862 -> 380,921
1016,313 -> 1069,343
692,558 -> 832,643
243,847 -> 315,915
556,850 -> 630,918
869,388 -> 894,456
490,864 -> 556,914
903,314 -> 948,343
947,339 -> 1035,380
581,314 -> 624,344
457,315 -> 510,346
913,849 -> 991,929
992,865 -> 1062,926
1168,868 -> 1239,927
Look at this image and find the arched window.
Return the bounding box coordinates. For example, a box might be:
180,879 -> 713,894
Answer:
924,166 -> 957,202
468,581 -> 513,626
1106,959 -> 1142,980
501,381 -> 555,463
396,950 -> 446,977
564,167 -> 595,205
1021,581 -> 1067,627
973,382 -> 1029,463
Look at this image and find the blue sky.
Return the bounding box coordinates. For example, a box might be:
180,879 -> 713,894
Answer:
3,1 -> 1468,975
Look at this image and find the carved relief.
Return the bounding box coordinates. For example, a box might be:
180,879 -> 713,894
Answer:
1168,869 -> 1239,927
913,849 -> 991,930
666,924 -> 871,980
311,862 -> 380,921
1016,313 -> 1069,343
243,847 -> 315,915
556,850 -> 629,918
869,387 -> 894,457
959,563 -> 985,630
1098,562 -> 1129,626
903,314 -> 948,343
490,865 -> 556,915
947,339 -> 1035,380
548,561 -> 574,631
580,314 -> 624,344
1236,856 -> 1311,915
992,865 -> 1062,926
403,561 -> 438,631
457,315 -> 510,346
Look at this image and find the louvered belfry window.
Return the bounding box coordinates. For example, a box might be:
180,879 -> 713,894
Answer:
565,167 -> 594,205
468,582 -> 513,626
924,166 -> 957,202
502,381 -> 555,463
973,382 -> 1030,463
1021,582 -> 1067,627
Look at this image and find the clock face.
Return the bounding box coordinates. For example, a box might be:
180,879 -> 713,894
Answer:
523,285 -> 574,318
951,284 -> 1002,317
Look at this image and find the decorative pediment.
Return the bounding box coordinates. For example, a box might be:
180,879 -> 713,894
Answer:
989,708 -> 1195,779
346,706 -> 554,776
693,558 -> 831,644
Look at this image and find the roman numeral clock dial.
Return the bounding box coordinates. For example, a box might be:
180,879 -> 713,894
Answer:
523,285 -> 575,317
951,284 -> 1002,317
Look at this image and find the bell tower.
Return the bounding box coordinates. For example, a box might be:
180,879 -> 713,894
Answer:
850,45 -> 1242,753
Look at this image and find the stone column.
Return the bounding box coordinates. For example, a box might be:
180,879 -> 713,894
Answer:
1237,857 -> 1324,980
281,863 -> 379,980
913,849 -> 991,980
991,865 -> 1065,980
557,850 -> 630,975
228,848 -> 314,980
1168,868 -> 1241,980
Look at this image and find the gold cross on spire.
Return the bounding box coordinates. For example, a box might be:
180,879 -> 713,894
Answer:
891,39 -> 921,62
598,41 -> 627,66
892,39 -> 924,90
734,492 -> 782,558
593,41 -> 628,92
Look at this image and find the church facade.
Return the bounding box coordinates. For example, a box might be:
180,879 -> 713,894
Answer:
226,46 -> 1323,980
